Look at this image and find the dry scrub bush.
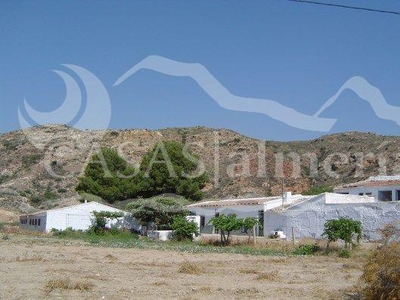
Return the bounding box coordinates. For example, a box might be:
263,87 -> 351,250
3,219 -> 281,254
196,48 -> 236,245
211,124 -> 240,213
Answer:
44,278 -> 93,293
178,261 -> 203,275
361,222 -> 400,300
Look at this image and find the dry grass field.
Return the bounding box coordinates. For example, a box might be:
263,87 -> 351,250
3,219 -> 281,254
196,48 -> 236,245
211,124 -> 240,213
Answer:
0,228 -> 369,300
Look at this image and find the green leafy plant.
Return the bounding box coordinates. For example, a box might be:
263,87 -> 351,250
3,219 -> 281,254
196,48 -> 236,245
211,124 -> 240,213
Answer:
209,214 -> 243,245
322,217 -> 362,249
241,217 -> 261,243
293,244 -> 320,255
171,216 -> 199,241
338,249 -> 350,258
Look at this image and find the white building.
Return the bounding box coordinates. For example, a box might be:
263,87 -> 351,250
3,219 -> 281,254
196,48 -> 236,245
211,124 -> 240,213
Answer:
20,201 -> 136,233
186,193 -> 310,236
334,175 -> 400,201
264,192 -> 398,241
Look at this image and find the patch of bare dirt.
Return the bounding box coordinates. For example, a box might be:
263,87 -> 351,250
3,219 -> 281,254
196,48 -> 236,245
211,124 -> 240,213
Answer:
0,236 -> 363,299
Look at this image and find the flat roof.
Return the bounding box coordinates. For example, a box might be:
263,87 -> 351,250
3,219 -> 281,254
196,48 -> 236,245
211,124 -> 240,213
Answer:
186,196 -> 282,208
335,175 -> 400,189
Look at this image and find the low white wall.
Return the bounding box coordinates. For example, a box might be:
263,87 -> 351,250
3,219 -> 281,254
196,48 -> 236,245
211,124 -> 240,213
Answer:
147,230 -> 173,241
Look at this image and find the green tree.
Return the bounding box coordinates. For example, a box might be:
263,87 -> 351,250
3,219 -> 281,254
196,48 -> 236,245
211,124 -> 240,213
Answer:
242,217 -> 261,243
126,197 -> 189,230
140,141 -> 208,200
77,143 -> 208,203
171,216 -> 199,241
322,217 -> 362,249
76,148 -> 141,202
209,214 -> 243,245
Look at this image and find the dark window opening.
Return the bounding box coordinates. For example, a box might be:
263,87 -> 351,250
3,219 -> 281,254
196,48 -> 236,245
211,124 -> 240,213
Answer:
378,190 -> 392,201
200,216 -> 205,228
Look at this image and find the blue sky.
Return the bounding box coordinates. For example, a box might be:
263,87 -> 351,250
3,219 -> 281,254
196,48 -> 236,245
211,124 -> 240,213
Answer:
1,0 -> 400,141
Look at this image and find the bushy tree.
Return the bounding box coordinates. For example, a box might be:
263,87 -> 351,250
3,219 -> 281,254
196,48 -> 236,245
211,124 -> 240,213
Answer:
76,142 -> 208,203
76,148 -> 141,202
322,217 -> 362,249
242,217 -> 261,242
171,216 -> 199,241
140,141 -> 208,200
209,214 -> 243,245
126,197 -> 189,230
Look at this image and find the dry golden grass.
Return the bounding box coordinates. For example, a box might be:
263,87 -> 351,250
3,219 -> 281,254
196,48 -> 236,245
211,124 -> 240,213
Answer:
44,278 -> 93,293
256,270 -> 281,281
178,261 -> 203,275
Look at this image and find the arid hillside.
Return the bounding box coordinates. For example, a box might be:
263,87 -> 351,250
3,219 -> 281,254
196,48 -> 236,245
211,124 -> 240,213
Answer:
1,124 -> 400,213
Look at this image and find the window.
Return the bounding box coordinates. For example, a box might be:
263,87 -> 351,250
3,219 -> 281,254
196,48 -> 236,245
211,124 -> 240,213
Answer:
38,219 -> 41,226
378,190 -> 392,201
200,216 -> 205,228
359,193 -> 364,196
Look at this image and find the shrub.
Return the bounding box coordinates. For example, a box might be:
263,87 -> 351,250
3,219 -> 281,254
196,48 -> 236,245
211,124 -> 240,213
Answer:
338,249 -> 350,258
360,223 -> 400,299
361,243 -> 400,299
293,244 -> 320,255
322,217 -> 362,249
171,216 -> 199,241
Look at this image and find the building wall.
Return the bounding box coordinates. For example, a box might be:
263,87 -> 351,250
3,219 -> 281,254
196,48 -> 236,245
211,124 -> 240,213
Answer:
189,205 -> 265,234
187,195 -> 309,235
20,202 -> 136,233
265,195 -> 400,241
20,213 -> 47,232
334,185 -> 400,201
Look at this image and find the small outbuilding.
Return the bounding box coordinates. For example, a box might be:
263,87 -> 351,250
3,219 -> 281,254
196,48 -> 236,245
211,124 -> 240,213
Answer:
20,201 -> 136,233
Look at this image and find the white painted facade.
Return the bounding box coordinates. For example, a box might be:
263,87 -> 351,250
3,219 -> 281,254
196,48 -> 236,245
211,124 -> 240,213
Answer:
187,193 -> 309,236
334,175 -> 400,201
20,202 -> 137,233
264,193 -> 400,241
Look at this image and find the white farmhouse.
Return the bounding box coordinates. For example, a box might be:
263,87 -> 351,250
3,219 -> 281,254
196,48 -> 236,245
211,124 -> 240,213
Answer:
20,201 -> 136,233
334,175 -> 400,201
186,193 -> 310,236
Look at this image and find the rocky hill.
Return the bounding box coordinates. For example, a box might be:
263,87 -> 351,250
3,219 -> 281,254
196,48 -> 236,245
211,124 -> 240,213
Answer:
1,124 -> 400,213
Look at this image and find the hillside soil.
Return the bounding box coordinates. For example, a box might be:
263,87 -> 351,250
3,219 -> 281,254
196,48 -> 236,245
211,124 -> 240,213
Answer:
0,234 -> 364,299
